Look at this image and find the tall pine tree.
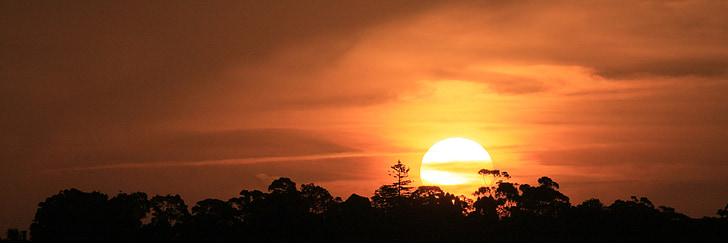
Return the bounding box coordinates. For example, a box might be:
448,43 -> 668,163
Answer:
372,160 -> 413,209
389,160 -> 413,197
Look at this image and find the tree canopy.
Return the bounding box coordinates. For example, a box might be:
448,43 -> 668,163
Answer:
22,161 -> 728,242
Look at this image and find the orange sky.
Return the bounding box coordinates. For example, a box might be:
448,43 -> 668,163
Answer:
2,0 -> 728,232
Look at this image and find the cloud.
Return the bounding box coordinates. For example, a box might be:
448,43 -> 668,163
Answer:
29,128 -> 367,170
0,1 -> 447,173
275,92 -> 399,110
44,151 -> 415,173
331,0 -> 728,81
255,173 -> 276,186
530,143 -> 728,169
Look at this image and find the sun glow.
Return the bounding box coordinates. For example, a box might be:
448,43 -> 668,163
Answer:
420,138 -> 493,187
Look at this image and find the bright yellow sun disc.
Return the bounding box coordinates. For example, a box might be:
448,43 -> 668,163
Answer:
420,138 -> 493,187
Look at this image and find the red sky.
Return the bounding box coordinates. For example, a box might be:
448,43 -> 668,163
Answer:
2,0 -> 728,231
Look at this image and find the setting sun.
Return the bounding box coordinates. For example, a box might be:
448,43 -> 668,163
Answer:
420,138 -> 493,189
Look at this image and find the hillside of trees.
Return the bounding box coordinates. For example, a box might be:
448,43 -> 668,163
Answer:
5,160 -> 728,242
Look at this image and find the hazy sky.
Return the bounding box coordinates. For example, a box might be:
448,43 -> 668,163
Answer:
2,0 -> 728,231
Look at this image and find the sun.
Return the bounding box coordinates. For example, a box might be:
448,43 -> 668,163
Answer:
420,138 -> 493,188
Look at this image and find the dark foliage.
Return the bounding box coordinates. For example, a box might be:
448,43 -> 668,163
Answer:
3,228 -> 28,242
372,160 -> 413,210
718,203 -> 728,219
24,162 -> 728,242
30,189 -> 150,243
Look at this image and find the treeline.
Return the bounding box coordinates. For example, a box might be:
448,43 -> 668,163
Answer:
11,161 -> 728,242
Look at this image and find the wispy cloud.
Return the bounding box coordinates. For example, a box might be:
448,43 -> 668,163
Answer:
44,151 -> 421,173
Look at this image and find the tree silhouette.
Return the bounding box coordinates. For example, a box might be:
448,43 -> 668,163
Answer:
191,199 -> 239,226
372,160 -> 413,209
402,186 -> 469,241
577,198 -> 605,209
472,169 -> 515,219
229,189 -> 266,226
331,194 -> 376,240
473,169 -> 512,199
371,185 -> 399,209
608,196 -> 658,219
340,194 -> 373,215
253,177 -> 309,241
268,177 -> 297,194
389,160 -> 413,197
300,183 -> 336,214
573,198 -> 607,219
149,194 -> 189,227
143,194 -> 189,242
30,189 -> 107,242
410,186 -> 468,216
471,195 -> 498,221
107,192 -> 150,241
30,189 -> 149,243
25,163 -> 728,242
718,203 -> 728,219
264,177 -> 305,216
477,169 -> 510,186
494,182 -> 519,215
5,228 -> 21,241
514,176 -> 570,218
185,198 -> 241,242
657,205 -> 689,221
